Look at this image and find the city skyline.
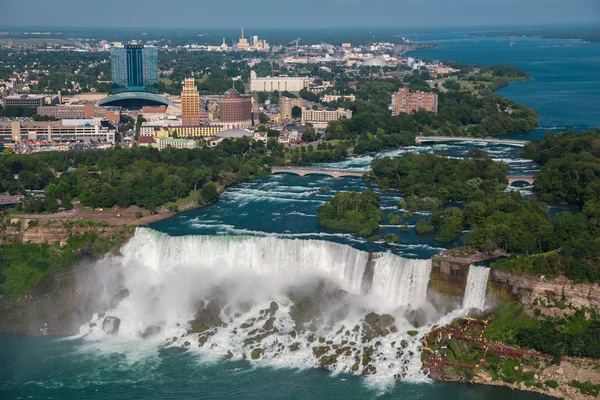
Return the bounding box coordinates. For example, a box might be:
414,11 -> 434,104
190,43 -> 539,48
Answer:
2,0 -> 599,28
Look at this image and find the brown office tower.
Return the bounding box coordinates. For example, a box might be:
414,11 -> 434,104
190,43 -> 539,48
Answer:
219,89 -> 252,129
279,97 -> 303,120
391,87 -> 438,116
181,78 -> 201,126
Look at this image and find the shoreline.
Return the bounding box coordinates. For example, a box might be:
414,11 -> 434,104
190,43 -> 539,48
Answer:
438,378 -> 562,399
423,312 -> 600,400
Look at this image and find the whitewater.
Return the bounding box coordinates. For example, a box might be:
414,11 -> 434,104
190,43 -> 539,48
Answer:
75,228 -> 490,387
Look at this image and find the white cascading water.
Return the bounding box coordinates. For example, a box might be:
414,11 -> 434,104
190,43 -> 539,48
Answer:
76,228 -> 456,387
371,254 -> 432,308
123,227 -> 370,295
462,265 -> 490,310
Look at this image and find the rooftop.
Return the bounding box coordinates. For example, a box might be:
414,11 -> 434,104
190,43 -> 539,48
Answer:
361,57 -> 387,67
215,128 -> 254,138
97,91 -> 169,108
157,137 -> 195,143
5,94 -> 45,99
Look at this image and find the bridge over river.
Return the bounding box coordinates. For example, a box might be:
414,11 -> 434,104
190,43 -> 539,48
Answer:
270,167 -> 366,179
415,135 -> 529,147
507,175 -> 535,185
271,167 -> 535,186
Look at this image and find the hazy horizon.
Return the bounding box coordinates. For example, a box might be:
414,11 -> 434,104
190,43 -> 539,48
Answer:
2,0 -> 599,29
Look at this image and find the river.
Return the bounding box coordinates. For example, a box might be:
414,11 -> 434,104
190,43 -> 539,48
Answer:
2,34 -> 599,400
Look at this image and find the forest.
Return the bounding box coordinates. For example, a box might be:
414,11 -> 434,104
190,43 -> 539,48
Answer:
367,151 -> 509,201
317,190 -> 382,236
486,302 -> 600,360
0,139 -> 274,211
0,137 -> 355,212
489,130 -> 600,282
362,141 -> 600,282
521,130 -> 600,206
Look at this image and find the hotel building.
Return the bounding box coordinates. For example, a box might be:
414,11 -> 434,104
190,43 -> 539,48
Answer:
219,89 -> 252,129
391,88 -> 438,116
181,78 -> 201,126
301,108 -> 353,129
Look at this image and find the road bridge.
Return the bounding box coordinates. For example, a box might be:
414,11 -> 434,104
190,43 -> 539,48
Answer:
271,168 -> 535,186
507,175 -> 535,185
271,167 -> 366,179
416,136 -> 529,147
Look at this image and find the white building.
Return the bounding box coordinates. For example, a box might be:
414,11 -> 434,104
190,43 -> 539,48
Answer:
156,137 -> 197,150
321,94 -> 356,103
250,71 -> 309,93
278,129 -> 301,144
253,131 -> 268,141
301,108 -> 352,129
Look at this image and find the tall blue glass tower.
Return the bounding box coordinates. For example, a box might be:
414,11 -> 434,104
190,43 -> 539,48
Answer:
110,43 -> 158,94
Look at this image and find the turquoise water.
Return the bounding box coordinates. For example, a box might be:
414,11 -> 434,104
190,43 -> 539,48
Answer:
152,142 -> 536,259
3,34 -> 599,400
0,334 -> 550,400
408,36 -> 600,140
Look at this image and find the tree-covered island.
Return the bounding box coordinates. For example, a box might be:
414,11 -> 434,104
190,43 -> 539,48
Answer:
317,190 -> 382,236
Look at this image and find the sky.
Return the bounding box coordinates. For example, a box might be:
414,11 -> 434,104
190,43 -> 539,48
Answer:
1,0 -> 599,28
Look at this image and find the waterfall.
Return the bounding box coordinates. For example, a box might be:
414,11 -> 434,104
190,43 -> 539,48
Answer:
370,254 -> 432,308
74,228 -> 457,386
462,265 -> 490,310
122,227 -> 370,295
119,228 -> 433,306
360,253 -> 376,294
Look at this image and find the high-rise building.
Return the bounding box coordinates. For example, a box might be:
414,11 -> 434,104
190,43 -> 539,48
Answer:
391,88 -> 438,115
219,89 -> 252,129
279,97 -> 303,120
181,78 -> 201,126
110,43 -> 158,94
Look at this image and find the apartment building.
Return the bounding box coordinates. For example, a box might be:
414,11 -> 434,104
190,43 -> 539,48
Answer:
391,87 -> 438,116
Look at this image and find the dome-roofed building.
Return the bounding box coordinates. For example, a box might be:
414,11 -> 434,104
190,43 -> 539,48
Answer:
361,57 -> 387,67
97,91 -> 169,109
215,128 -> 254,139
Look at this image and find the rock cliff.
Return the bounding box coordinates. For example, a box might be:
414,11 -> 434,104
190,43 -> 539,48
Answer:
490,269 -> 600,309
429,257 -> 600,310
2,218 -> 133,246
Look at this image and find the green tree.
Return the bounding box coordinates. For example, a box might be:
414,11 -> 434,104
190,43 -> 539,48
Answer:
200,182 -> 219,204
415,220 -> 434,235
302,128 -> 317,142
317,190 -> 382,236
